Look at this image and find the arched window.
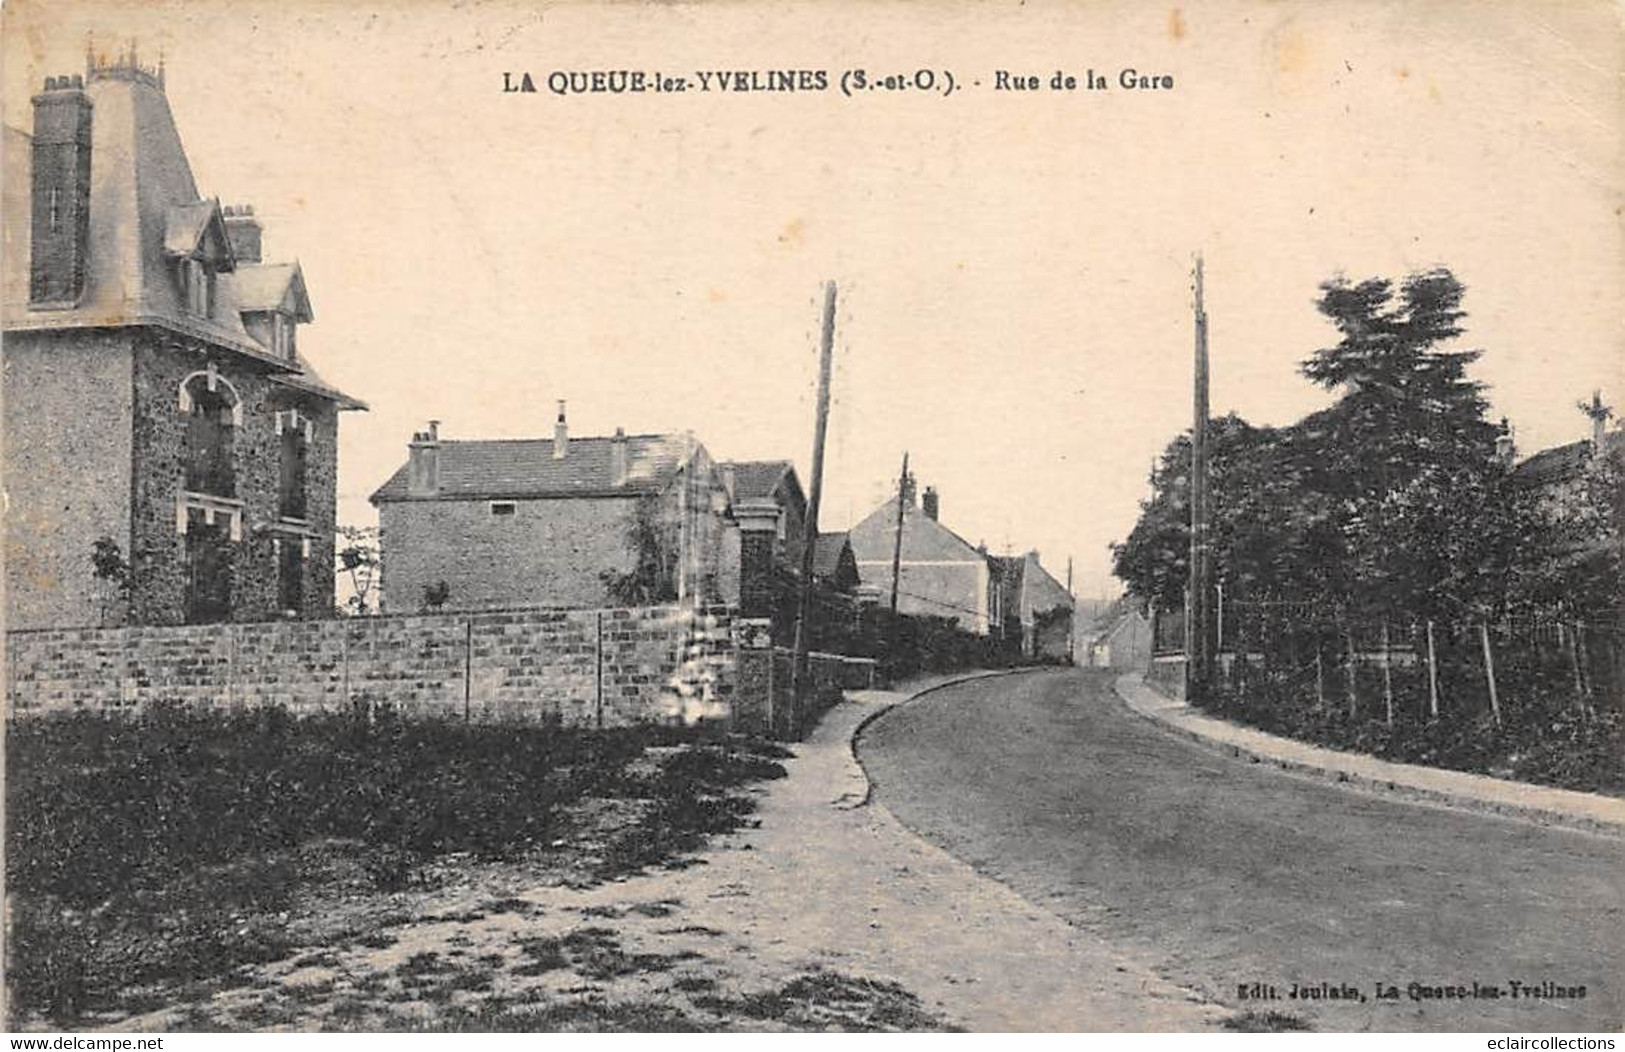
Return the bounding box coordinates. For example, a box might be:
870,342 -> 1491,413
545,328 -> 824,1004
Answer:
179,368 -> 240,498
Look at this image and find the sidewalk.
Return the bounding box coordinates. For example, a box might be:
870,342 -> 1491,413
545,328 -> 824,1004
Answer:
697,673 -> 1225,1030
1115,672 -> 1625,839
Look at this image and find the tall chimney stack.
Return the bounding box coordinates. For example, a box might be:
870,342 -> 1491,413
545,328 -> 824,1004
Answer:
408,420 -> 442,497
553,400 -> 569,459
610,427 -> 629,485
29,75 -> 94,305
922,485 -> 939,521
222,204 -> 262,264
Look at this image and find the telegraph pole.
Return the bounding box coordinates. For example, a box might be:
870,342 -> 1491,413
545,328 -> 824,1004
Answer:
1188,255 -> 1215,705
1066,555 -> 1075,665
887,451 -> 910,618
792,281 -> 838,708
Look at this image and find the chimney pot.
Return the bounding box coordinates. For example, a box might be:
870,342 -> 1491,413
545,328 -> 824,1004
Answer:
408,421 -> 442,497
222,205 -> 262,264
553,400 -> 569,459
611,426 -> 629,485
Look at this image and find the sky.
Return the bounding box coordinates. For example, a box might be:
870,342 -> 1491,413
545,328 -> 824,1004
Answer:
5,0 -> 1621,599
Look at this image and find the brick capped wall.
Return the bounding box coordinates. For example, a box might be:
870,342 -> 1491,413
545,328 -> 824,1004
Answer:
6,604 -> 735,726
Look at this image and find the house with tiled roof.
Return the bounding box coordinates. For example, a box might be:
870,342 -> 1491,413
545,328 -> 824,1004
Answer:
2,49 -> 364,628
848,478 -> 990,634
370,407 -> 735,612
988,549 -> 1075,661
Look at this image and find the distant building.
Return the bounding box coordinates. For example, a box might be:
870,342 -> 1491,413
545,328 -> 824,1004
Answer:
369,408 -> 733,612
988,549 -> 1075,661
848,479 -> 989,634
2,51 -> 365,629
721,459 -> 859,594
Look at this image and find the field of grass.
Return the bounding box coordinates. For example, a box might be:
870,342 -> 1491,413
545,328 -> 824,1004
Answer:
5,704 -> 790,1027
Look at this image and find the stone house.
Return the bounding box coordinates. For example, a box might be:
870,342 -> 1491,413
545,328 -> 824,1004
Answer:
2,52 -> 365,629
847,479 -> 990,634
370,408 -> 735,612
987,549 -> 1075,661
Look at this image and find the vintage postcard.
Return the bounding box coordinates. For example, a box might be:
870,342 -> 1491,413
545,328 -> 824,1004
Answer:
2,0 -> 1621,1037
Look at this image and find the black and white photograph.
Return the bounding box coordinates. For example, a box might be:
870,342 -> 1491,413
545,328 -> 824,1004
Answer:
1,0 -> 1621,1038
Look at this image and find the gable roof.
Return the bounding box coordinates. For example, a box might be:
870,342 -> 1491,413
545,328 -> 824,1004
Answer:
371,433 -> 699,503
224,262 -> 312,321
811,531 -> 853,578
163,199 -> 233,265
1514,429 -> 1624,488
847,496 -> 984,564
726,460 -> 792,500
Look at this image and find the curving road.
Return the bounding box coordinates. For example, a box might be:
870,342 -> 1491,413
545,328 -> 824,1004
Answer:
857,669 -> 1624,1032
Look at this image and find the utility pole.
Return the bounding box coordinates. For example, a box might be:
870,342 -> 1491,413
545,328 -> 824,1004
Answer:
1066,555 -> 1075,665
888,451 -> 910,619
791,281 -> 838,709
1188,254 -> 1215,705
884,451 -> 911,674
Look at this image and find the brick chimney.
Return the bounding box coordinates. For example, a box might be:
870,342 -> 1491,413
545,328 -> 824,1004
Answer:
29,74 -> 93,306
611,427 -> 629,485
553,400 -> 569,459
222,204 -> 262,264
408,420 -> 441,497
922,485 -> 939,521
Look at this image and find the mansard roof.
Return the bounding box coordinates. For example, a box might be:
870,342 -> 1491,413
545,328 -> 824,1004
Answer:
2,61 -> 360,409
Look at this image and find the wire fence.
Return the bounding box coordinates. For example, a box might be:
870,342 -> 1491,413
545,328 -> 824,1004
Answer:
1148,596 -> 1623,792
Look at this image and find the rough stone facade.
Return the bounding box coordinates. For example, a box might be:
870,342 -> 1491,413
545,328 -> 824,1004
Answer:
126,334 -> 337,625
1,329 -> 134,629
6,604 -> 735,727
379,495 -> 642,613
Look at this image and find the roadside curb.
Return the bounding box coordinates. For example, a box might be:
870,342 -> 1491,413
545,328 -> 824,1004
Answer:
1113,672 -> 1625,841
841,667 -> 1034,809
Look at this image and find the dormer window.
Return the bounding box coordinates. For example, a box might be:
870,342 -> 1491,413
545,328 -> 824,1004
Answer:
271,311 -> 296,360
183,257 -> 213,317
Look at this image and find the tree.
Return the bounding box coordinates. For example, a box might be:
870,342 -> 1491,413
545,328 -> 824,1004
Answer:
601,493 -> 679,606
1300,268 -> 1506,618
90,537 -> 130,626
421,580 -> 451,612
335,525 -> 380,616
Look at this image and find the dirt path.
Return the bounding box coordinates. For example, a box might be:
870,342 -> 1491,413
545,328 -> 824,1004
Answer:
117,674 -> 1222,1032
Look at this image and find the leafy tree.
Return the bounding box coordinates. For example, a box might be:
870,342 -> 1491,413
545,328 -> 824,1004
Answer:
421,580 -> 451,612
335,525 -> 380,616
90,537 -> 131,626
601,493 -> 678,606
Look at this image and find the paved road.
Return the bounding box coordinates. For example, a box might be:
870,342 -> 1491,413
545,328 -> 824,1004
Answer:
858,669 -> 1625,1031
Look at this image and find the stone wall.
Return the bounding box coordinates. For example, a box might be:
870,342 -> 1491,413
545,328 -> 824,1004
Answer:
6,604 -> 735,726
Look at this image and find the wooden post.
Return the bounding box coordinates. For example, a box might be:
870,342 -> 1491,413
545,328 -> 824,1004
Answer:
1314,645 -> 1326,709
792,281 -> 838,710
886,450 -> 910,669
1381,622 -> 1394,727
1187,255 -> 1215,706
1345,627 -> 1358,719
595,611 -> 605,729
1425,619 -> 1440,719
463,617 -> 473,721
1574,622 -> 1594,705
1478,622 -> 1501,726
